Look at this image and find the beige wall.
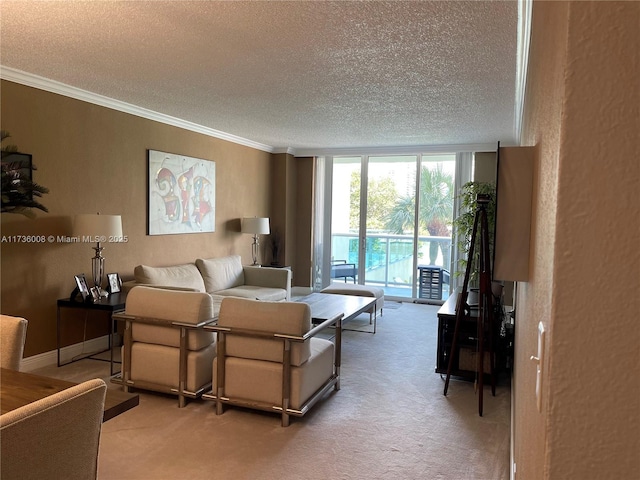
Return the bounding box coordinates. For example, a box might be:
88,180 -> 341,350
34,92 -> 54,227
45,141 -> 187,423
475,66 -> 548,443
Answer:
293,157 -> 314,287
1,80 -> 274,357
515,1 -> 639,478
269,152 -> 313,287
269,153 -> 289,266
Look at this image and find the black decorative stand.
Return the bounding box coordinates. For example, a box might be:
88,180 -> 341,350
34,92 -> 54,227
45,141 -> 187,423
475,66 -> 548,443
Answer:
443,194 -> 496,416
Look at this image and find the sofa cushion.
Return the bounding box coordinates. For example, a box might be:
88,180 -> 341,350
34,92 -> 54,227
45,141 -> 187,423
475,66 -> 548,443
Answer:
214,337 -> 334,410
134,264 -> 205,292
215,286 -> 287,302
126,286 -> 214,324
131,342 -> 215,392
196,255 -> 244,293
131,323 -> 215,351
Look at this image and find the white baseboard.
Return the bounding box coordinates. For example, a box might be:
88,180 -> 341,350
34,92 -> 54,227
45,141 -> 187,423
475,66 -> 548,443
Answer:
21,335 -> 111,372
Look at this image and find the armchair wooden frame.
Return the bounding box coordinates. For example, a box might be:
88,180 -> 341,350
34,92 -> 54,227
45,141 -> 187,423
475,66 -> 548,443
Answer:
202,313 -> 343,427
111,313 -> 217,408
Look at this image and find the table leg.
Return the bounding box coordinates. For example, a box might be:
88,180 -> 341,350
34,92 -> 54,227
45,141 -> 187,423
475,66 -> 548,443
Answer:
57,305 -> 62,367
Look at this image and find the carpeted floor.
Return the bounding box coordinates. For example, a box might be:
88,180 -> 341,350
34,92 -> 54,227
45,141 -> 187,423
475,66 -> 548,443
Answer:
33,301 -> 510,479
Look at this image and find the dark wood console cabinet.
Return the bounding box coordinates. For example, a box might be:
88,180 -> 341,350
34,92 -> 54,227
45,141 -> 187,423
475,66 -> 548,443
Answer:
436,288 -> 502,380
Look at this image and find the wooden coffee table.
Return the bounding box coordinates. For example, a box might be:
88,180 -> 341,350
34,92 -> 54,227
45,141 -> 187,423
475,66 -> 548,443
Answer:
297,292 -> 376,332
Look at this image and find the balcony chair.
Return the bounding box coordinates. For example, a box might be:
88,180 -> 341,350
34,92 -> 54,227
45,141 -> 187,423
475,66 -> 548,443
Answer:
0,378 -> 107,480
330,259 -> 357,283
204,297 -> 342,426
0,314 -> 28,371
113,286 -> 217,407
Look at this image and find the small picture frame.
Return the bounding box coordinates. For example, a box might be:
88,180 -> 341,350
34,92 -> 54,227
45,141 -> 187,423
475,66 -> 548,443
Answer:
90,286 -> 102,302
107,272 -> 122,294
74,274 -> 90,301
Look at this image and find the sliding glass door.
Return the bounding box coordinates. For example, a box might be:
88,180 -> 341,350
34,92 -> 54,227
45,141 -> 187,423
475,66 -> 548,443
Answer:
414,157 -> 456,301
330,157 -> 362,283
363,156 -> 418,297
328,154 -> 456,301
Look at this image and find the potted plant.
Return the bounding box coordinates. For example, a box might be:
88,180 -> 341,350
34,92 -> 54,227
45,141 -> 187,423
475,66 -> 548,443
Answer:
452,181 -> 497,292
1,130 -> 49,217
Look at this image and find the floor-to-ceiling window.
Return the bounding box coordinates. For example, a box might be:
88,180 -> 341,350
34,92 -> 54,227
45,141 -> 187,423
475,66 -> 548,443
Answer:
327,153 -> 457,301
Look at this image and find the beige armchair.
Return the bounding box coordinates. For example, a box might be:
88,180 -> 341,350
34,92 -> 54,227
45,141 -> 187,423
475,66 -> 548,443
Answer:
0,378 -> 107,480
204,297 -> 342,426
0,314 -> 28,371
113,286 -> 217,407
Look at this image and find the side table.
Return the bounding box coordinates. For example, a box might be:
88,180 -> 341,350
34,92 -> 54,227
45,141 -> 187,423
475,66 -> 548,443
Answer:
57,291 -> 127,375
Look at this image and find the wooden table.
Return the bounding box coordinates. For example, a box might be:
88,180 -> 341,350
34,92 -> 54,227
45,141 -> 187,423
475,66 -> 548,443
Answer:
0,368 -> 139,422
297,292 -> 376,325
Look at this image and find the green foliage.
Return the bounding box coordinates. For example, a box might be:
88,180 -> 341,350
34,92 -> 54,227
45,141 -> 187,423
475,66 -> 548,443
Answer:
384,164 -> 454,236
1,131 -> 17,153
348,171 -> 361,230
347,164 -> 454,267
452,181 -> 496,283
1,131 -> 49,218
385,195 -> 415,234
349,171 -> 397,231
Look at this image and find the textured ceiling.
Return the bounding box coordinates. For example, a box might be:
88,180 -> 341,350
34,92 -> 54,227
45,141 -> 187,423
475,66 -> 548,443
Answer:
0,1 -> 520,153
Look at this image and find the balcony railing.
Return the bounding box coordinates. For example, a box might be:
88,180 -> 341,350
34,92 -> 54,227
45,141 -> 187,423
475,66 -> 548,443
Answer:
330,232 -> 452,300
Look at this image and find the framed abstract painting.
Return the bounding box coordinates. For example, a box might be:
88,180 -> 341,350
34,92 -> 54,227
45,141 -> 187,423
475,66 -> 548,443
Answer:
147,150 -> 216,235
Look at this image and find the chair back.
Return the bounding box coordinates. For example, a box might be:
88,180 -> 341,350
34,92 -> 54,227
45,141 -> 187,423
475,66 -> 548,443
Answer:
126,286 -> 215,324
218,297 -> 312,366
0,378 -> 107,480
125,286 -> 215,349
0,314 -> 28,371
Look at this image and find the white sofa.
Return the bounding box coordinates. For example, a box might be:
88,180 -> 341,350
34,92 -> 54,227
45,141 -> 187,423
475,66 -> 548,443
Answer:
128,255 -> 291,306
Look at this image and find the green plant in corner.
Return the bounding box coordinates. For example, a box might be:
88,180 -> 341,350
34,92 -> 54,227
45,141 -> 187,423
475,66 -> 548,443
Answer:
1,130 -> 49,217
452,181 -> 496,286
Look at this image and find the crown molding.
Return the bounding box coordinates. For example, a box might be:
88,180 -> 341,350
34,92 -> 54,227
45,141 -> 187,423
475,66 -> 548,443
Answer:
271,147 -> 297,155
514,0 -> 533,145
1,66 -> 517,158
290,142 -> 505,158
0,66 -> 276,153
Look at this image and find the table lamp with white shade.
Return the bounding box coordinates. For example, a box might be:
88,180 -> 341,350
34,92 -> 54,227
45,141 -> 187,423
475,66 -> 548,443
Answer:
241,217 -> 270,266
73,213 -> 123,297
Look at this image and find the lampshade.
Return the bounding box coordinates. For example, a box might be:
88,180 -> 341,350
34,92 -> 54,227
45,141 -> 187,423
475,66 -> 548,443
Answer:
241,217 -> 270,235
74,214 -> 123,240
